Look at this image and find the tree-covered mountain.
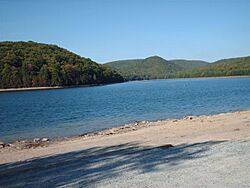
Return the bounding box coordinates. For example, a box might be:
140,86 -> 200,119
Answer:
175,56 -> 250,78
170,59 -> 209,70
105,56 -> 208,80
106,55 -> 250,80
0,41 -> 124,89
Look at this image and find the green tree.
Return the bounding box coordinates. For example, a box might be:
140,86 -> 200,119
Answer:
38,64 -> 50,86
49,62 -> 62,86
1,64 -> 12,88
21,62 -> 32,87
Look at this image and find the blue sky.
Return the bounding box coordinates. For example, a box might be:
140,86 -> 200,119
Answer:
0,0 -> 249,63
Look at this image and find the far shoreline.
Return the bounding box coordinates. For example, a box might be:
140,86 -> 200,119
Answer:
130,75 -> 250,82
0,86 -> 64,92
0,75 -> 249,93
0,82 -> 121,93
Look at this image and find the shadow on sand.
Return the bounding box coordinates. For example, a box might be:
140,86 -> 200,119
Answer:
0,140 -> 224,187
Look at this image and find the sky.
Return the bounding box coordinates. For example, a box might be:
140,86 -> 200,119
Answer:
0,0 -> 249,63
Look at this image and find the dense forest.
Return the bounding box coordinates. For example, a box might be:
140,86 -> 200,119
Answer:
106,56 -> 209,80
0,41 -> 124,89
173,56 -> 250,78
106,56 -> 182,80
106,56 -> 250,80
1,41 -> 249,89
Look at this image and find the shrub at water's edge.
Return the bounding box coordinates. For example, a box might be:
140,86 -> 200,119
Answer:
0,41 -> 124,89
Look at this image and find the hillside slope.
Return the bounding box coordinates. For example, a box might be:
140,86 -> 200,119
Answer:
176,56 -> 250,78
0,41 -> 124,89
171,59 -> 209,70
106,56 -> 208,79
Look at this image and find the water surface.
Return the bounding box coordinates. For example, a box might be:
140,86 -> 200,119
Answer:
0,77 -> 250,142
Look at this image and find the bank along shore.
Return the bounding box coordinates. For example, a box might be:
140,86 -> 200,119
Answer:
0,109 -> 250,165
0,84 -> 105,92
1,75 -> 250,92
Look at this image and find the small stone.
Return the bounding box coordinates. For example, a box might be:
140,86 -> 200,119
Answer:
141,121 -> 146,124
157,144 -> 174,149
41,138 -> 49,142
0,142 -> 5,148
109,130 -> 115,134
33,138 -> 41,142
184,116 -> 193,120
105,131 -> 113,135
124,125 -> 131,129
80,133 -> 88,137
173,119 -> 178,122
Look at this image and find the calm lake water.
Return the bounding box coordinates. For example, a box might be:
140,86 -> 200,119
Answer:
0,77 -> 250,142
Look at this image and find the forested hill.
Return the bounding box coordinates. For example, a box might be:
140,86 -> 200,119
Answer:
175,56 -> 250,78
170,59 -> 209,70
0,41 -> 124,89
106,56 -> 181,79
105,56 -> 208,80
106,55 -> 250,80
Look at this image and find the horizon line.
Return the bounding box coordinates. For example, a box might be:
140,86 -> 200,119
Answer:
1,40 -> 249,64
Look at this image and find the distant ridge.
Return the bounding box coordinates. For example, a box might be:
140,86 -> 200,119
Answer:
105,56 -> 250,80
105,56 -> 209,80
170,59 -> 209,70
179,56 -> 250,78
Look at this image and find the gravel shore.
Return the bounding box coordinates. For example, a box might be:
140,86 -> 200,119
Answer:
0,110 -> 249,187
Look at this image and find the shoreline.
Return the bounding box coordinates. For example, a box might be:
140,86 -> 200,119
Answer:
155,75 -> 250,81
0,75 -> 249,92
127,75 -> 250,82
0,109 -> 250,164
0,82 -> 123,93
2,108 -> 249,144
0,86 -> 64,92
0,84 -> 105,93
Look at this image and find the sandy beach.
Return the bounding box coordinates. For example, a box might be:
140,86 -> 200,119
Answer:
0,110 -> 250,187
0,86 -> 63,92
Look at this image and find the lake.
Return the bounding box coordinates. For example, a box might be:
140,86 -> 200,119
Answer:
0,77 -> 250,143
